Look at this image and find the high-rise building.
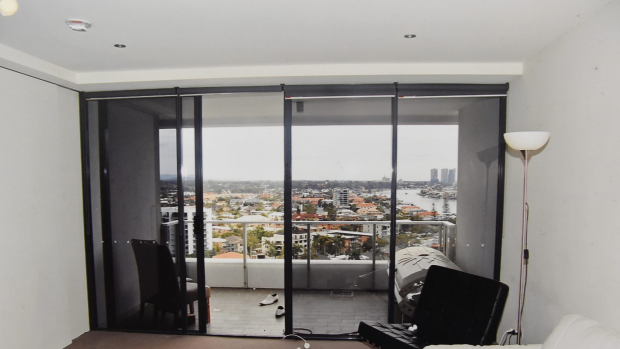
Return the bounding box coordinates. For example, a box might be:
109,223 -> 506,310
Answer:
448,168 -> 456,185
430,168 -> 438,183
441,168 -> 449,184
332,188 -> 350,207
161,206 -> 213,255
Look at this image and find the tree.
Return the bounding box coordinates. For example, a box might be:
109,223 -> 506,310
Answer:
305,203 -> 317,214
247,226 -> 274,251
327,235 -> 345,255
432,203 -> 438,220
264,241 -> 279,257
312,235 -> 332,255
341,225 -> 356,232
326,206 -> 337,220
293,243 -> 303,258
350,204 -> 357,212
442,197 -> 450,215
348,242 -> 362,260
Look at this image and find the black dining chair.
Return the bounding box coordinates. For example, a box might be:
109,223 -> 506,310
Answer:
131,239 -> 210,327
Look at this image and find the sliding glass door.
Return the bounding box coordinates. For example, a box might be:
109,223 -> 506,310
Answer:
194,92 -> 285,335
82,84 -> 507,337
288,95 -> 393,335
88,96 -> 197,331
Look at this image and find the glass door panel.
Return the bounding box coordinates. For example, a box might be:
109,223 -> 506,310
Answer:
91,97 -> 189,331
199,92 -> 284,336
291,96 -> 392,335
394,96 -> 501,321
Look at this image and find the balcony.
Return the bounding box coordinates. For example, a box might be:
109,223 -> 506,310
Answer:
174,220 -> 456,336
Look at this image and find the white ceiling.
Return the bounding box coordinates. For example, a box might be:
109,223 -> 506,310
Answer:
0,0 -> 614,91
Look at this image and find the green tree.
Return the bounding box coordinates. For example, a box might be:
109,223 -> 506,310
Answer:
442,198 -> 450,215
305,203 -> 317,214
264,241 -> 280,257
312,235 -> 333,255
326,235 -> 345,255
246,226 -> 274,251
326,206 -> 337,220
293,243 -> 303,258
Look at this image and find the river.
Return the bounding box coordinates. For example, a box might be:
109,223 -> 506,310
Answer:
376,189 -> 457,214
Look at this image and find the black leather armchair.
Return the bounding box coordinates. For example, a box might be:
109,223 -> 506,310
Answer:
359,265 -> 508,349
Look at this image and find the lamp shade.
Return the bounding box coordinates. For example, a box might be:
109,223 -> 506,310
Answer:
504,131 -> 550,151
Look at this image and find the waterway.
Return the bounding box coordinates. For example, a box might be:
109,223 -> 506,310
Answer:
376,189 -> 457,214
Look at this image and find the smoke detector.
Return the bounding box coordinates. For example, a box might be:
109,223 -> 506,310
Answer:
65,19 -> 92,32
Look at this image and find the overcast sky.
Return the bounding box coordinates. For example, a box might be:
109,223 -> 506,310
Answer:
160,125 -> 458,181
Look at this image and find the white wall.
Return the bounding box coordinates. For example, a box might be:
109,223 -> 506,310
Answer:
0,69 -> 89,348
501,0 -> 620,344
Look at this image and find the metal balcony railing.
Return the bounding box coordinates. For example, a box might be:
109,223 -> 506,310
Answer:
162,220 -> 456,290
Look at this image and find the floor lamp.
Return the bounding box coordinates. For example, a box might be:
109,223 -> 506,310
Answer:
504,131 -> 550,344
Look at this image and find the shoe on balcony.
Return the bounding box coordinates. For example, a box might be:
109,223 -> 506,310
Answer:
259,293 -> 279,306
275,306 -> 285,318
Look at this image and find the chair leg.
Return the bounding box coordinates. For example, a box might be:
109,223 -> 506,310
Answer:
188,301 -> 196,324
206,296 -> 211,324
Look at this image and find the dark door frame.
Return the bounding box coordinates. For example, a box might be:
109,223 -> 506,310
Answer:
79,83 -> 509,339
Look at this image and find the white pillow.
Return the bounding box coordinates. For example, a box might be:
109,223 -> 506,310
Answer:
542,315 -> 620,349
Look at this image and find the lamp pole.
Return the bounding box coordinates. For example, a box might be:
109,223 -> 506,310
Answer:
517,150 -> 530,345
504,131 -> 550,345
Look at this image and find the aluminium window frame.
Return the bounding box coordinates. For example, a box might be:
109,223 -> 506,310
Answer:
79,83 -> 508,340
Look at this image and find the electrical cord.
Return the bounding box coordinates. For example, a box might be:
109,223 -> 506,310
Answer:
282,334 -> 310,349
519,203 -> 530,342
500,329 -> 517,346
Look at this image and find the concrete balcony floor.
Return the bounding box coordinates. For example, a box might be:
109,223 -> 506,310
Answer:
199,288 -> 389,336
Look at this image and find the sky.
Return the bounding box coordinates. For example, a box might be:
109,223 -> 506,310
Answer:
159,125 -> 458,182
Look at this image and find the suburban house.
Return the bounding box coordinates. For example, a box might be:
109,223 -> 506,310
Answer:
1,1 -> 619,348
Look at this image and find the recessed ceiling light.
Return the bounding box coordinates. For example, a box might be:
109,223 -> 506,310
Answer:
65,19 -> 92,32
404,34 -> 417,39
114,44 -> 127,48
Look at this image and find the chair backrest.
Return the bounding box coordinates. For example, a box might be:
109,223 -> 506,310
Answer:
131,239 -> 180,307
131,239 -> 160,303
412,265 -> 508,346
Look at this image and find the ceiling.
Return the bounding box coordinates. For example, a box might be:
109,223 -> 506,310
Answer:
0,0 -> 614,91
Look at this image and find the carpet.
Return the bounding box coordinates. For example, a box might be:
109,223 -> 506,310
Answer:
65,331 -> 375,349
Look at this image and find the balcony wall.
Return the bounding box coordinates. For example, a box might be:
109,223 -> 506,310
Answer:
186,258 -> 389,290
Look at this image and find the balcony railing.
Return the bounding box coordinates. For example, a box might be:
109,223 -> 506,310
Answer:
164,220 -> 456,290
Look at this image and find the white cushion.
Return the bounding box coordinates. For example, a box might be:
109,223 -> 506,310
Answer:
542,315 -> 620,349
